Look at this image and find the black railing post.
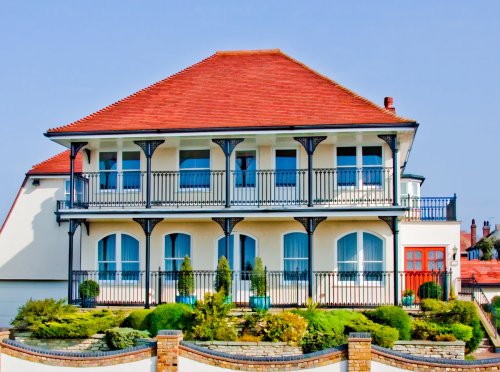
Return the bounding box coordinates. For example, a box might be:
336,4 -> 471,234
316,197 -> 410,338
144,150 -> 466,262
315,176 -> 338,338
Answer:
134,218 -> 163,309
134,140 -> 164,208
69,142 -> 87,209
212,138 -> 244,208
294,137 -> 326,207
296,267 -> 299,307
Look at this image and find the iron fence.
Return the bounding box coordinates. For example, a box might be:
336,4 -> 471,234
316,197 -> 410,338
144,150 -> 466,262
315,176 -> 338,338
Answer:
402,195 -> 457,222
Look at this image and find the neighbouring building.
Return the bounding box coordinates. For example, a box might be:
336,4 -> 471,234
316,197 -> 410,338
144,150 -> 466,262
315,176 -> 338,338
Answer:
0,49 -> 460,326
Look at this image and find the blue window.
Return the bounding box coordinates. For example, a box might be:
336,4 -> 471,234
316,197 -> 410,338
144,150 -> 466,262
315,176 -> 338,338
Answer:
275,149 -> 297,187
337,233 -> 358,281
122,152 -> 141,190
99,152 -> 117,190
98,235 -> 117,280
165,233 -> 191,272
363,233 -> 383,281
235,151 -> 256,187
337,147 -> 356,186
218,235 -> 235,270
362,147 -> 382,186
65,179 -> 85,207
240,235 -> 256,273
121,235 -> 140,280
179,150 -> 210,188
284,232 -> 308,280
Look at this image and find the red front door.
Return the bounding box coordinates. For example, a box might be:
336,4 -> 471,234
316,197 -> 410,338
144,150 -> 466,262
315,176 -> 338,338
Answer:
404,247 -> 446,299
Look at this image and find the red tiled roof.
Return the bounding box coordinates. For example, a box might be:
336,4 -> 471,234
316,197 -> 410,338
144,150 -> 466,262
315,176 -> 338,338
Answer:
461,257 -> 500,285
47,49 -> 414,135
28,150 -> 81,175
460,231 -> 472,254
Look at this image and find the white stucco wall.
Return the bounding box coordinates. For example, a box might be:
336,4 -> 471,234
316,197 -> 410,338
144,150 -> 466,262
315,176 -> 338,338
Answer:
0,176 -> 80,280
0,355 -> 157,372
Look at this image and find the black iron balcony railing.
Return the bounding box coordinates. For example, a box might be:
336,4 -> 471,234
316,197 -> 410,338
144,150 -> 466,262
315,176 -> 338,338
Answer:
70,269 -> 450,308
62,167 -> 397,209
402,195 -> 457,222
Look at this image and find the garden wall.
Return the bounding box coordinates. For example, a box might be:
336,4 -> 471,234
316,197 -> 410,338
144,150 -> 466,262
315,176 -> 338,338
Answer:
189,341 -> 302,357
393,340 -> 465,360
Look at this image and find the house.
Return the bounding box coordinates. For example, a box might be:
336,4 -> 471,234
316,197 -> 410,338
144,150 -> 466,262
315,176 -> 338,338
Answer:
466,220 -> 499,260
0,49 -> 460,325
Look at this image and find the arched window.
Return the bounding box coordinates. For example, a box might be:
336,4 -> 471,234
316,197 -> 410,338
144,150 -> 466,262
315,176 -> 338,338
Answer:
98,234 -> 140,281
283,232 -> 308,280
336,232 -> 384,282
217,234 -> 256,274
164,233 -> 191,272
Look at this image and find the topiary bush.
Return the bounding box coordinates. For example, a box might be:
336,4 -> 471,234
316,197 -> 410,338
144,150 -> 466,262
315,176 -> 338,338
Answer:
215,256 -> 232,296
178,256 -> 194,296
365,306 -> 411,340
122,309 -> 153,331
346,317 -> 399,348
250,257 -> 267,296
149,303 -> 192,336
419,298 -> 448,312
32,309 -> 125,339
11,298 -> 77,330
189,291 -> 238,341
105,327 -> 150,350
411,319 -> 442,341
418,281 -> 443,300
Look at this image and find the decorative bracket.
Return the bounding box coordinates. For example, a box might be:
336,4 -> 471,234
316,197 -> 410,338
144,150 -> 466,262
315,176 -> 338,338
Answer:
212,138 -> 245,156
212,217 -> 244,236
84,149 -> 91,164
379,216 -> 398,234
83,221 -> 90,236
294,217 -> 327,234
133,218 -> 164,235
377,134 -> 397,154
70,142 -> 88,159
134,140 -> 165,158
293,136 -> 327,155
68,219 -> 86,235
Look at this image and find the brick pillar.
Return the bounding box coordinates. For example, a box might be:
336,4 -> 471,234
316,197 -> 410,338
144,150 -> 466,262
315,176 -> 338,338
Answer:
0,328 -> 12,372
157,330 -> 183,372
348,332 -> 371,372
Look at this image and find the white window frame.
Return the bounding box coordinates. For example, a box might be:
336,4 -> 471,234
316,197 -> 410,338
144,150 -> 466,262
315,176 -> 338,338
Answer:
335,145 -> 384,189
178,148 -> 211,191
98,151 -> 142,192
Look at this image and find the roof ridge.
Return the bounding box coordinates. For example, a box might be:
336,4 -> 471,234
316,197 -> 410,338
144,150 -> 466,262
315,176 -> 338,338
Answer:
276,50 -> 415,123
216,49 -> 281,55
47,53 -> 219,133
29,150 -> 70,173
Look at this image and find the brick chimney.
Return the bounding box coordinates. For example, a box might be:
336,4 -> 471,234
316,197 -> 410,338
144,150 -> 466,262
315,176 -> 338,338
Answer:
384,97 -> 396,112
483,221 -> 491,238
471,219 -> 477,247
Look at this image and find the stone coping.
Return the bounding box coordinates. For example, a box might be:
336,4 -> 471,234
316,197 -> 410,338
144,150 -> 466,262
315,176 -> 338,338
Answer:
394,340 -> 465,346
2,338 -> 156,358
180,341 -> 346,362
373,344 -> 500,366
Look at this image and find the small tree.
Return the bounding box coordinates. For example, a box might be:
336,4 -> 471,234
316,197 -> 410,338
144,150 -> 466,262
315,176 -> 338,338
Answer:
79,280 -> 100,300
494,239 -> 500,260
178,256 -> 194,296
215,256 -> 232,295
250,257 -> 267,297
476,238 -> 494,261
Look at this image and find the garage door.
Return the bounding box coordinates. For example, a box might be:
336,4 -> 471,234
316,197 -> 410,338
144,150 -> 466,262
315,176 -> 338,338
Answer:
0,281 -> 66,327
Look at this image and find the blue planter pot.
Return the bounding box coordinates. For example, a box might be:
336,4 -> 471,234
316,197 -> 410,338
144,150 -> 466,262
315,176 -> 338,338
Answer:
176,295 -> 197,306
402,295 -> 415,306
249,295 -> 270,311
81,297 -> 97,308
224,295 -> 233,304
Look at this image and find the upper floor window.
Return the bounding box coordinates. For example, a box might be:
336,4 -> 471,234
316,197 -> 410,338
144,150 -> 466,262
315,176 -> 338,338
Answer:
275,149 -> 297,187
179,150 -> 210,188
99,151 -> 141,190
164,233 -> 191,272
98,233 -> 140,281
283,232 -> 308,280
337,232 -> 384,282
336,146 -> 382,186
235,151 -> 256,187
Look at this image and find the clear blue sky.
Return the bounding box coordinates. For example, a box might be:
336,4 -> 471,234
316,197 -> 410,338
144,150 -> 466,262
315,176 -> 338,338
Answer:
1,1 -> 499,230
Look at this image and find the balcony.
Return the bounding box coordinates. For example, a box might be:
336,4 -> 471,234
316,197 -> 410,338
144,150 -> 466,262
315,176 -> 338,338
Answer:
401,195 -> 457,222
70,269 -> 451,308
59,167 -> 394,210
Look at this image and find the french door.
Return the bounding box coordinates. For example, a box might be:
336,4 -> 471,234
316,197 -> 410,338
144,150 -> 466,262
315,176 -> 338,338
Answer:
404,247 -> 446,299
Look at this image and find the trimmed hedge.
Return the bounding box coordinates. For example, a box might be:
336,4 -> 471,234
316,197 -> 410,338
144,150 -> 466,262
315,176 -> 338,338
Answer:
301,331 -> 346,353
105,327 -> 150,350
365,306 -> 411,340
11,298 -> 77,329
149,303 -> 192,337
122,309 -> 153,331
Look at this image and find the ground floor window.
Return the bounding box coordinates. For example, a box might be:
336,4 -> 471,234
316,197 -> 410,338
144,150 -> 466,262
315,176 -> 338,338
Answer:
164,233 -> 191,272
97,234 -> 140,281
217,234 -> 256,276
283,232 -> 308,281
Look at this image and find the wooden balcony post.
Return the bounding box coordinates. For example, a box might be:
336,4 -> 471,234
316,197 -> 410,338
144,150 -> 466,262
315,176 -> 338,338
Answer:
294,137 -> 326,207
134,140 -> 164,208
69,142 -> 87,209
294,217 -> 326,299
133,218 -> 163,308
212,139 -> 244,208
